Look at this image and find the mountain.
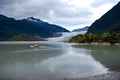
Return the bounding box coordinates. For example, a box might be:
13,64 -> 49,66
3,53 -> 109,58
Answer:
72,26 -> 89,32
87,2 -> 120,34
0,14 -> 69,41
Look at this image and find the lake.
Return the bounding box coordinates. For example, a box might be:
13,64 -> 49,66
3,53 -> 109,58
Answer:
0,41 -> 120,80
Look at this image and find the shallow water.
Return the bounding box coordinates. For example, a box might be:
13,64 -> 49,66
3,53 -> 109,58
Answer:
0,41 -> 120,80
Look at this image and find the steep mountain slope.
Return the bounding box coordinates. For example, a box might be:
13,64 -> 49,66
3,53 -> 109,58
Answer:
87,2 -> 120,34
0,14 -> 69,41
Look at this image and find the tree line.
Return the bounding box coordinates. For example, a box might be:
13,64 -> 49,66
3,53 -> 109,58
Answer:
69,32 -> 120,44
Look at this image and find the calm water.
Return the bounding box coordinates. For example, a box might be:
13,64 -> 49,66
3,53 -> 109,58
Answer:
0,41 -> 120,80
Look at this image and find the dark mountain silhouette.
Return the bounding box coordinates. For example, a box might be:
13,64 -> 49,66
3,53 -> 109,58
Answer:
87,2 -> 120,34
0,14 -> 69,41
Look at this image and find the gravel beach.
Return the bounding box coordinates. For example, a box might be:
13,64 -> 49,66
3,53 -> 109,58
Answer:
62,72 -> 120,80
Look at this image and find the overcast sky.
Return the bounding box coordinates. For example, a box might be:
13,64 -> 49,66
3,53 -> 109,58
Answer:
0,0 -> 119,31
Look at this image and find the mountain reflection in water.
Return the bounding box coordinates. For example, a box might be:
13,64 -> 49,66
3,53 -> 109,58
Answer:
0,42 -> 110,80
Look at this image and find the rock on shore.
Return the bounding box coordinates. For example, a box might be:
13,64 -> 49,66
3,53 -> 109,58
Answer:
62,72 -> 120,80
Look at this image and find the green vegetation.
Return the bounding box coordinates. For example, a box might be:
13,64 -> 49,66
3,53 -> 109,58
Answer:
8,34 -> 46,41
69,32 -> 120,44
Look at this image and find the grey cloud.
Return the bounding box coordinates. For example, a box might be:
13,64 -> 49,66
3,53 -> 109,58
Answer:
0,0 -> 62,19
91,0 -> 119,7
53,7 -> 92,18
0,0 -> 23,9
0,0 -> 93,28
49,17 -> 91,27
0,0 -> 14,7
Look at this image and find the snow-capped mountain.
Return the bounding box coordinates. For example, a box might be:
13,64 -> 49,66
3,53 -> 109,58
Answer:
26,17 -> 43,23
0,14 -> 70,40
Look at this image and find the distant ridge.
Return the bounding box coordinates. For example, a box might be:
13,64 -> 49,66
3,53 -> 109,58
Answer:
88,2 -> 120,34
0,14 -> 69,41
72,26 -> 89,32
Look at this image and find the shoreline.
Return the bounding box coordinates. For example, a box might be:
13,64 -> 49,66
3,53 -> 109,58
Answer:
62,72 -> 120,80
1,41 -> 120,45
79,42 -> 120,45
68,42 -> 120,45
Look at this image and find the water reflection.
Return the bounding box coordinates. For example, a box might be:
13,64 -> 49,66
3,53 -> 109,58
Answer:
0,42 -> 108,80
74,45 -> 120,72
